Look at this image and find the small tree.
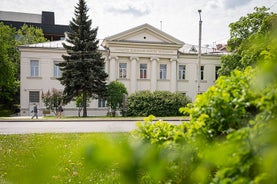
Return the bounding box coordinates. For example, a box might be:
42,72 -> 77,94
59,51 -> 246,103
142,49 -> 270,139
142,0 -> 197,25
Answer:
41,89 -> 63,116
106,81 -> 128,117
75,94 -> 90,117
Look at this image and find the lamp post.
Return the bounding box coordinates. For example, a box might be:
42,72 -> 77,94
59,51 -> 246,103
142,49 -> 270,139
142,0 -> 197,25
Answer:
197,9 -> 202,95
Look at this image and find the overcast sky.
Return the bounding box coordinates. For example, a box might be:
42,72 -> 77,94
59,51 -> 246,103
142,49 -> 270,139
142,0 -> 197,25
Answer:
1,0 -> 277,46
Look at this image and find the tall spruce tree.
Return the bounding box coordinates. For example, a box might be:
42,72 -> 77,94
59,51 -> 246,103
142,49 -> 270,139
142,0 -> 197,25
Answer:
58,0 -> 108,117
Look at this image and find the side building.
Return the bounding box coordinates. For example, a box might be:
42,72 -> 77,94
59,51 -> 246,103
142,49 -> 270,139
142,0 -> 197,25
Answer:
0,10 -> 70,41
19,24 -> 225,116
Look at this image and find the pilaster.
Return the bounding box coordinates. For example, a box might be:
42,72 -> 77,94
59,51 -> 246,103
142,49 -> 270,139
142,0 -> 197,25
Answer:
170,58 -> 177,92
130,57 -> 139,93
109,56 -> 118,82
150,57 -> 159,92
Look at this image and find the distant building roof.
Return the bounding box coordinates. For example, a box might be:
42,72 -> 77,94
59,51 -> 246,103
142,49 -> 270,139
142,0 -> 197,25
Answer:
0,10 -> 41,23
0,11 -> 70,41
1,20 -> 70,35
20,40 -> 106,51
179,43 -> 229,55
22,40 -> 65,48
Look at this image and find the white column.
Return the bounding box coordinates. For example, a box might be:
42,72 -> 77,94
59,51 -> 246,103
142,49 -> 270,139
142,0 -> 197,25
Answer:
170,58 -> 177,92
130,57 -> 138,93
109,56 -> 118,82
104,56 -> 108,77
150,57 -> 159,92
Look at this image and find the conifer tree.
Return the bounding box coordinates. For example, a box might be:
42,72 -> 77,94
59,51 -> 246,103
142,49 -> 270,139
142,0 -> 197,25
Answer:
58,0 -> 108,117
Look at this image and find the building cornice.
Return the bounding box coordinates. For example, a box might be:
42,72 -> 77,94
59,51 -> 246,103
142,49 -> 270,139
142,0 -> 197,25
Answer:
104,23 -> 184,45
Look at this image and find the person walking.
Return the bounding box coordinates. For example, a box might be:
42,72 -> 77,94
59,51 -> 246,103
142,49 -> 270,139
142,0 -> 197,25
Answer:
31,104 -> 38,119
58,105 -> 63,118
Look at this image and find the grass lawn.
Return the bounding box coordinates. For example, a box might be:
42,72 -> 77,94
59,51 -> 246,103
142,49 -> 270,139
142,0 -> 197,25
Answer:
0,133 -> 130,184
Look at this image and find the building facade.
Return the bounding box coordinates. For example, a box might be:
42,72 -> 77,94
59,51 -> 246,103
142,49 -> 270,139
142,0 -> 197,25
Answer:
0,10 -> 70,41
19,24 -> 224,116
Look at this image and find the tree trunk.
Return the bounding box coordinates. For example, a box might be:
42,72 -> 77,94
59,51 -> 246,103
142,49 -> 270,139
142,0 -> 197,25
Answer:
78,107 -> 81,117
83,91 -> 87,117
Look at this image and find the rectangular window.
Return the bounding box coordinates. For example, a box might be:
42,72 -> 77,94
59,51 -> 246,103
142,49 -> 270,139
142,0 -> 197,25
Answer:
30,60 -> 39,77
215,66 -> 221,80
98,98 -> 106,108
29,91 -> 40,103
160,64 -> 167,80
140,64 -> 147,79
53,61 -> 62,78
119,63 -> 127,79
178,65 -> 186,80
201,65 -> 204,80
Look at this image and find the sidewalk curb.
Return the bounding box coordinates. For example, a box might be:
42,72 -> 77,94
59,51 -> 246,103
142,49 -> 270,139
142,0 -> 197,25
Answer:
0,117 -> 189,122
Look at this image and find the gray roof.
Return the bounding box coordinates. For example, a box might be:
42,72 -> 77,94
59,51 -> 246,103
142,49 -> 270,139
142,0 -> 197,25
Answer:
21,40 -> 106,50
179,43 -> 229,55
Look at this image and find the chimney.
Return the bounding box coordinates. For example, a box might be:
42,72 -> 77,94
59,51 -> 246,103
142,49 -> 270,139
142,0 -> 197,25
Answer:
41,11 -> 55,25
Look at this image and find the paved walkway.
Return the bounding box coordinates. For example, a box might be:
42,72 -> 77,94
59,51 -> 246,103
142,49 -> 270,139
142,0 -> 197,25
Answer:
0,117 -> 185,134
0,121 -> 138,134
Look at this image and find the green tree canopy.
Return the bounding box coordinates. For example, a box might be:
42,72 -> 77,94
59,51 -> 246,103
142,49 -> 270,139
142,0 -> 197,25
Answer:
227,6 -> 274,52
0,23 -> 18,115
58,0 -> 108,117
106,81 -> 128,116
16,24 -> 47,45
0,22 -> 48,116
219,6 -> 277,76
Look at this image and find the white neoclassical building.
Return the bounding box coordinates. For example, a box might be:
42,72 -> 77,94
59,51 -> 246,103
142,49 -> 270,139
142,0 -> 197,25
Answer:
19,23 -> 225,116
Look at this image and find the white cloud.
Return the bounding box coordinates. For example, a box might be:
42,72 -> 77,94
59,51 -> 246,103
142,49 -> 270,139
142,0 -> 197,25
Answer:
106,5 -> 151,17
222,0 -> 251,9
206,0 -> 251,10
206,0 -> 223,9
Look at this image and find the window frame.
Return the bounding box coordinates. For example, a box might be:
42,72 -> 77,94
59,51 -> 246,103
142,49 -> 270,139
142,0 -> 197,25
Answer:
178,65 -> 186,80
30,60 -> 39,77
139,63 -> 147,79
98,98 -> 106,108
159,64 -> 167,80
200,65 -> 204,80
215,66 -> 221,80
29,91 -> 40,103
119,63 -> 127,79
53,61 -> 62,78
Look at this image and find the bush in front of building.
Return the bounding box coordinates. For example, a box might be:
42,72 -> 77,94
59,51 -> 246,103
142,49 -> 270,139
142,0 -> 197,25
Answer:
126,91 -> 191,117
106,81 -> 128,117
41,88 -> 63,116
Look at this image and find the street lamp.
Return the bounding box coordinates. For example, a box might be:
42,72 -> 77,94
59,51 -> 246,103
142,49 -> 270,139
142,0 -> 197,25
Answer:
197,9 -> 202,95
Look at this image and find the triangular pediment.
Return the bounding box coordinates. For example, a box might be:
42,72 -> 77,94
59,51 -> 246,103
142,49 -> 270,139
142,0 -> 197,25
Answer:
103,23 -> 184,46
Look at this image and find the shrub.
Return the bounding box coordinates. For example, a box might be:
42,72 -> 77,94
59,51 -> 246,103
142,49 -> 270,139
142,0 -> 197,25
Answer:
41,88 -> 63,116
106,81 -> 128,116
0,109 -> 11,117
180,68 -> 259,139
127,91 -> 190,117
131,115 -> 185,145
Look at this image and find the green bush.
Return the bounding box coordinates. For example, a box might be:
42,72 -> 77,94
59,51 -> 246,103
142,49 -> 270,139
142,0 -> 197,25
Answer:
131,115 -> 185,145
0,109 -> 11,117
106,81 -> 128,116
180,68 -> 259,139
126,91 -> 190,117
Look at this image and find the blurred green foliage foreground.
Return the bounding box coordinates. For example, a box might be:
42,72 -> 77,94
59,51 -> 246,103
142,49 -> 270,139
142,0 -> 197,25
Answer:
1,27 -> 277,184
